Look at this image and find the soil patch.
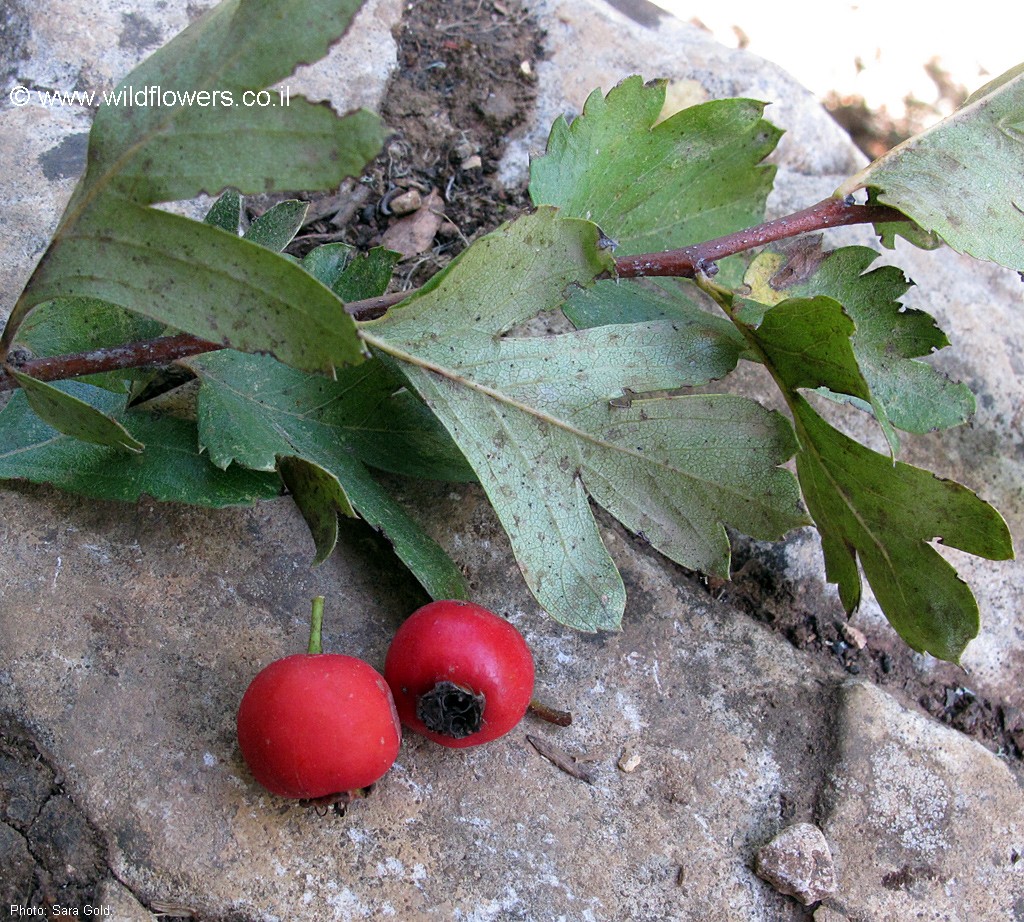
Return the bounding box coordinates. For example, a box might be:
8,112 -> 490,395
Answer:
718,538 -> 1021,762
273,0 -> 544,291
0,711 -> 107,915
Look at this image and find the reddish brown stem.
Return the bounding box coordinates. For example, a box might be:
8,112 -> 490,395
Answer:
0,331 -> 219,391
0,199 -> 908,393
614,198 -> 907,278
0,291 -> 411,392
342,289 -> 411,321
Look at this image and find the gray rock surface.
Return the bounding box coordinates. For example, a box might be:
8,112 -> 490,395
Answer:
822,681 -> 1024,920
2,1 -> 1023,920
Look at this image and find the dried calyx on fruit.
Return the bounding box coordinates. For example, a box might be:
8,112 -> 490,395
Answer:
384,600 -> 535,749
416,680 -> 486,738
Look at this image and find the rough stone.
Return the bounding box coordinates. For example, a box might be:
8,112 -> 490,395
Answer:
813,908 -> 850,922
0,820 -> 35,906
2,0 -> 1024,920
26,795 -> 105,888
380,188 -> 446,258
819,680 -> 1024,921
0,739 -> 55,828
0,479 -> 840,919
386,188 -> 422,217
754,822 -> 837,906
94,877 -> 154,921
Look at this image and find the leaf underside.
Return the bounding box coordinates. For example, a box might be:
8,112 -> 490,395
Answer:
837,62 -> 1024,271
10,371 -> 145,454
364,209 -> 807,631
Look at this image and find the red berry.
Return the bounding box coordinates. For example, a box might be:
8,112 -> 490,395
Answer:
237,652 -> 401,799
384,600 -> 535,748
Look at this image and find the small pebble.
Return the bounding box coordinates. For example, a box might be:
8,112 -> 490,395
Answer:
453,139 -> 477,160
387,189 -> 422,216
755,822 -> 837,905
841,623 -> 867,649
617,746 -> 641,773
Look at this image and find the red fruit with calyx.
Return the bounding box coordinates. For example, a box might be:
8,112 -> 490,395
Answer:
237,597 -> 401,800
384,599 -> 535,748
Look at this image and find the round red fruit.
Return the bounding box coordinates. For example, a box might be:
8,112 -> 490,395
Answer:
237,653 -> 401,800
384,600 -> 535,748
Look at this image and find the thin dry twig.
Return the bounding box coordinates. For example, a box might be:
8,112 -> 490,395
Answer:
528,699 -> 573,727
527,734 -> 595,783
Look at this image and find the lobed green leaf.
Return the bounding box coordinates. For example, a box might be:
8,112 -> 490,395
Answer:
791,397 -> 1013,663
529,76 -> 780,256
743,243 -> 974,435
532,75 -> 781,336
747,295 -> 900,454
364,210 -> 807,630
189,351 -> 474,483
188,350 -> 471,598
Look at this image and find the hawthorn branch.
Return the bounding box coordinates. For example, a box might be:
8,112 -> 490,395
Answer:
614,198 -> 908,278
0,290 -> 410,392
0,332 -> 219,390
0,198 -> 909,393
